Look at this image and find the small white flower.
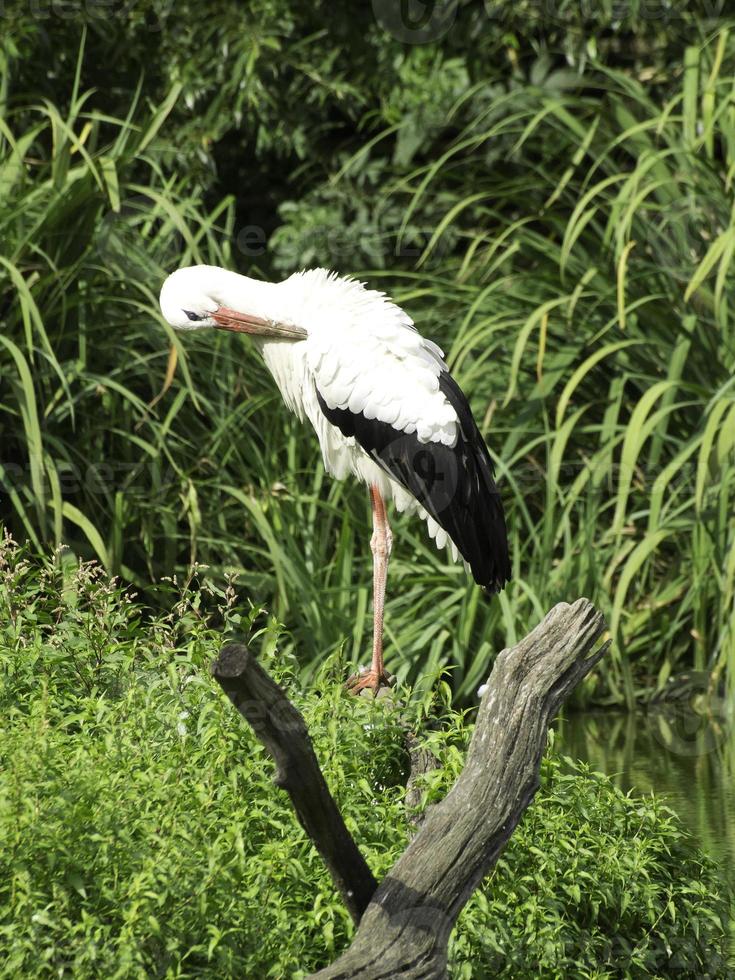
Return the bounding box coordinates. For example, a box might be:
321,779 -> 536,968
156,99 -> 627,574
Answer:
477,683 -> 488,698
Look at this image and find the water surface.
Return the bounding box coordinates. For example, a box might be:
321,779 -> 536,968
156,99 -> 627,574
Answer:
553,704 -> 735,895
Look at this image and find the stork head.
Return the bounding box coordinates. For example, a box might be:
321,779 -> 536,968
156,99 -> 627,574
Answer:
159,265 -> 307,340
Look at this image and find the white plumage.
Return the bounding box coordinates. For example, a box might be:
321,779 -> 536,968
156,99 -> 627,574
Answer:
159,264 -> 510,692
257,270 -> 460,557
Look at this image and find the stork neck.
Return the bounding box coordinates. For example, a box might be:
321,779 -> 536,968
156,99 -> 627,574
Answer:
214,270 -> 280,322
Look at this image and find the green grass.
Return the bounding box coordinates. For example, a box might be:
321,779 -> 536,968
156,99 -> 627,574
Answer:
1,28 -> 734,707
281,32 -> 735,707
0,536 -> 729,978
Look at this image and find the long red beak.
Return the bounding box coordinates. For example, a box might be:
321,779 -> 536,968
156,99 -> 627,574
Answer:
212,306 -> 307,341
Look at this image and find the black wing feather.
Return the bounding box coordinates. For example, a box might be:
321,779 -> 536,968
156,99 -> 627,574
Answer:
316,372 -> 510,592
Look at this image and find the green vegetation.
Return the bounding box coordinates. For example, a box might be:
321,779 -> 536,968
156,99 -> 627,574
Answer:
2,7 -> 734,706
555,706 -> 735,912
2,7 -> 734,974
0,537 -> 729,978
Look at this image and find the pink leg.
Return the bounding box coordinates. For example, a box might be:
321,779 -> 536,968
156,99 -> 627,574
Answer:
369,484 -> 393,678
347,485 -> 393,695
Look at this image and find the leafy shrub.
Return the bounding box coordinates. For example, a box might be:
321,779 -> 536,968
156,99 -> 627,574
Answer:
0,536 -> 729,977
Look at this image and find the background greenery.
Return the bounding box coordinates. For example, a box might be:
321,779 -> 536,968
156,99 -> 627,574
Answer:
2,5 -> 735,972
1,3 -> 734,706
0,535 -> 729,978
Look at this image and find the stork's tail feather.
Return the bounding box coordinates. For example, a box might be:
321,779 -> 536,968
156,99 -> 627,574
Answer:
315,369 -> 511,593
435,372 -> 511,594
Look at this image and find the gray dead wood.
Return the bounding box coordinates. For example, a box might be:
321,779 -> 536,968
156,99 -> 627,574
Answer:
212,600 -> 607,978
211,642 -> 378,923
404,733 -> 442,831
310,598 -> 608,979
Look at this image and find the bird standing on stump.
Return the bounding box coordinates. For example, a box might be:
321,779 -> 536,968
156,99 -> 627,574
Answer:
160,266 -> 511,693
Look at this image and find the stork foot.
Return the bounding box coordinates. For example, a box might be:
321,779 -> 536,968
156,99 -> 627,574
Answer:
345,666 -> 395,697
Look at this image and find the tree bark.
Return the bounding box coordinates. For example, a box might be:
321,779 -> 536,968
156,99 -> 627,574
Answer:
404,732 -> 442,831
213,598 -> 608,979
211,642 -> 378,923
310,598 -> 608,979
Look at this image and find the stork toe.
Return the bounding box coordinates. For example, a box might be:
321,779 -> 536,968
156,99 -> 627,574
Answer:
345,666 -> 394,697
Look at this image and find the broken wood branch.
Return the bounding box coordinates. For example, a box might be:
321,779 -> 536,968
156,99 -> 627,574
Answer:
213,598 -> 608,978
211,642 -> 378,923
311,598 -> 608,979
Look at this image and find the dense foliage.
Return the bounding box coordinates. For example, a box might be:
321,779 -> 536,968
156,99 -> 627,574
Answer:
1,6 -> 734,706
0,537 -> 729,977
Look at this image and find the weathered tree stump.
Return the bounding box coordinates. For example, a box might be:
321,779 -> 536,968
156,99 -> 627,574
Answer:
212,643 -> 377,923
212,598 -> 608,979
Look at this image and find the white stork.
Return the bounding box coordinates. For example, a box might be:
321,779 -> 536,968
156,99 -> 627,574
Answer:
159,265 -> 510,693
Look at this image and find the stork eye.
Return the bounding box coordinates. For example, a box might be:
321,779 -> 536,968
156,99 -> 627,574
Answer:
183,310 -> 204,322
